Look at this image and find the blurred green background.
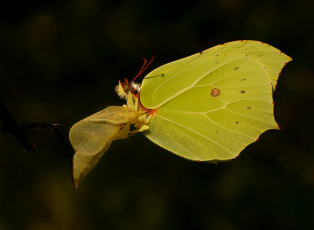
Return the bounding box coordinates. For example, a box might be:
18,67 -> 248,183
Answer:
1,0 -> 314,229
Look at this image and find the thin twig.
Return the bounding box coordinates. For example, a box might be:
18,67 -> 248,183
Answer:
0,100 -> 36,153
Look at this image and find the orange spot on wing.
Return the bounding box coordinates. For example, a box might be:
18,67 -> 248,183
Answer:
211,88 -> 220,97
138,94 -> 158,115
147,108 -> 158,115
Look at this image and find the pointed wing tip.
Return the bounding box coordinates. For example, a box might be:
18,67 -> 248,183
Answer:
285,56 -> 293,64
71,153 -> 86,190
73,181 -> 79,190
281,52 -> 293,65
71,168 -> 80,189
275,123 -> 281,130
72,170 -> 84,189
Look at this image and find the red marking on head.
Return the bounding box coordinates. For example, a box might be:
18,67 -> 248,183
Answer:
196,159 -> 200,162
120,78 -> 130,91
277,124 -> 281,130
255,138 -> 259,142
131,87 -> 139,96
270,82 -> 273,85
272,101 -> 275,105
274,84 -> 277,89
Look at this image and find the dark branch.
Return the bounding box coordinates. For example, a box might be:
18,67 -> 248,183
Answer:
0,100 -> 74,167
0,100 -> 36,153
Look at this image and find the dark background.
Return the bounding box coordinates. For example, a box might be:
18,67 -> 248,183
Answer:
1,0 -> 314,229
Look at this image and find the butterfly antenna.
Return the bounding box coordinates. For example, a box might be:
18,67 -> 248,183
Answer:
139,58 -> 148,73
130,51 -> 156,83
